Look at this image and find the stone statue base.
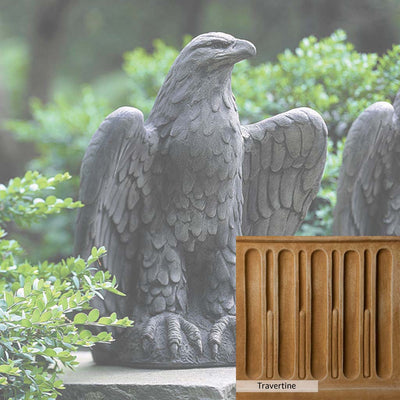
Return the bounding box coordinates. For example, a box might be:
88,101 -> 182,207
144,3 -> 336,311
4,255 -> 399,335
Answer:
61,351 -> 235,400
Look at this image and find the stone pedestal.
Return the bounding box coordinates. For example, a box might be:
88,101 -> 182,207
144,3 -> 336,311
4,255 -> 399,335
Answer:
61,351 -> 236,400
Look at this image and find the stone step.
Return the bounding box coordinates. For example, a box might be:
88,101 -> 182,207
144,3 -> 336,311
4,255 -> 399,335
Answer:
60,351 -> 236,400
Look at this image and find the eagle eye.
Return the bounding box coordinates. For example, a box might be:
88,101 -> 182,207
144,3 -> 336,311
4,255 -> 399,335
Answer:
211,41 -> 230,50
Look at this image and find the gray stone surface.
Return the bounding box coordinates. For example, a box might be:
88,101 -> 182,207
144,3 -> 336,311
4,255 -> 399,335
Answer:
75,31 -> 327,367
61,351 -> 235,400
333,89 -> 400,236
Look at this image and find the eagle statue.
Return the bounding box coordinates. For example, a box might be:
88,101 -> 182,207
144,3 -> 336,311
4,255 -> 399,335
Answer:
75,32 -> 327,367
333,90 -> 400,236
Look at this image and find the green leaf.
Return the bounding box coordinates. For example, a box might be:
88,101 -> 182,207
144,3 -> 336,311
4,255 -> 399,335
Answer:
54,380 -> 64,389
105,286 -> 125,296
4,292 -> 14,307
36,299 -> 45,313
109,312 -> 117,322
79,329 -> 92,340
39,311 -> 52,323
72,275 -> 80,289
43,348 -> 57,357
73,312 -> 88,324
60,296 -> 68,310
91,247 -> 97,258
31,309 -> 41,323
0,364 -> 20,376
96,331 -> 111,341
20,319 -> 32,328
98,317 -> 112,325
45,195 -> 57,205
87,308 -> 99,322
23,280 -> 32,296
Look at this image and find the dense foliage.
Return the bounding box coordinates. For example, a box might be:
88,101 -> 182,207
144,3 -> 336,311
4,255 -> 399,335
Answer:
0,171 -> 132,399
5,91 -> 110,261
5,30 -> 400,257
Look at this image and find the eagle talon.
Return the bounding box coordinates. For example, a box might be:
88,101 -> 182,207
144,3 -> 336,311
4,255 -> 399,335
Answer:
170,343 -> 179,357
195,339 -> 203,354
141,313 -> 203,360
211,343 -> 219,359
209,315 -> 236,359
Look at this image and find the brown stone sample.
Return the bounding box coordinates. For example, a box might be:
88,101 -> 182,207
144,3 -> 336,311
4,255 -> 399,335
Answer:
236,236 -> 400,399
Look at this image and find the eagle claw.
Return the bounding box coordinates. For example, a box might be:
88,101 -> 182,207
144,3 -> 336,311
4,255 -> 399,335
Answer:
142,312 -> 202,359
209,315 -> 236,359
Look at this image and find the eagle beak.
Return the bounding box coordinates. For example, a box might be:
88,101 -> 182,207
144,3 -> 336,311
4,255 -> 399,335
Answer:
232,39 -> 256,61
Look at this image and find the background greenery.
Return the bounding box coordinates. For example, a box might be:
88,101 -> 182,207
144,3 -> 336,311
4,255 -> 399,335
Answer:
0,172 -> 132,399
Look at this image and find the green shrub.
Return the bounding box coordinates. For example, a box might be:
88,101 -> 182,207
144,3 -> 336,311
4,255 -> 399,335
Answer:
5,89 -> 111,261
299,137 -> 345,235
231,30 -> 400,234
6,89 -> 110,178
123,39 -> 180,116
233,30 -> 400,134
0,171 -> 132,400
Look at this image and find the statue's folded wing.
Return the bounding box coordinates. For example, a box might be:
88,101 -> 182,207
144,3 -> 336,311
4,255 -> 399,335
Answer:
383,132 -> 400,235
75,107 -> 158,317
333,102 -> 394,235
241,107 -> 327,235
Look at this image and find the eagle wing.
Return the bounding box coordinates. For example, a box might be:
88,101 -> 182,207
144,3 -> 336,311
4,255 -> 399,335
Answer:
333,101 -> 397,235
75,106 -> 158,317
241,107 -> 327,235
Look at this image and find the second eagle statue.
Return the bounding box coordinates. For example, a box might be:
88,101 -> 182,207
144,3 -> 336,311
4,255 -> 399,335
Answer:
75,32 -> 327,367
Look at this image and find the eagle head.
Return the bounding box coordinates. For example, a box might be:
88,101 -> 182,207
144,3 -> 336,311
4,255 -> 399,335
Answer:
179,32 -> 256,72
148,32 -> 256,125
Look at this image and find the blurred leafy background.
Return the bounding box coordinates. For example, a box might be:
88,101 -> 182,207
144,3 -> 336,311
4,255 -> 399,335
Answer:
1,0 -> 400,261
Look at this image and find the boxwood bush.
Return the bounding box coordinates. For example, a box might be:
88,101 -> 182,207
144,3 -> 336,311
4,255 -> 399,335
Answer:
0,171 -> 132,400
